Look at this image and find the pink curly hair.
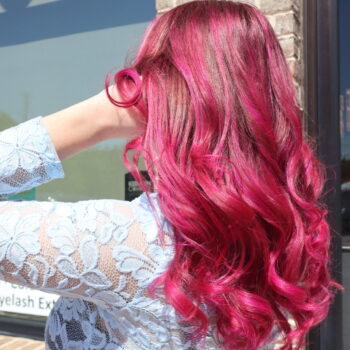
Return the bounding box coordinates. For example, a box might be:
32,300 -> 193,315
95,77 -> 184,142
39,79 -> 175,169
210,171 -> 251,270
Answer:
106,1 -> 343,349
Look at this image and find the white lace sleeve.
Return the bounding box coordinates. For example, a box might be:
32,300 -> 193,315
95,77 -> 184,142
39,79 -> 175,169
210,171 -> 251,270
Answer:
0,195 -> 174,305
0,117 -> 64,196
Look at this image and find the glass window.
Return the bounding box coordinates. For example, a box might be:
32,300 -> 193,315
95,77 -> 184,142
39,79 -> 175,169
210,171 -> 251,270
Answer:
340,0 -> 350,244
339,0 -> 350,347
0,0 -> 155,202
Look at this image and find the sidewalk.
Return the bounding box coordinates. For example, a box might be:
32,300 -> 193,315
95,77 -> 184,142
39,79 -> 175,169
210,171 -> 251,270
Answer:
0,335 -> 44,350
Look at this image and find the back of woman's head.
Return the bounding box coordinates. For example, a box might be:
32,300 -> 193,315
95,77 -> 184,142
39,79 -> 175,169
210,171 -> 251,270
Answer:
106,1 -> 342,349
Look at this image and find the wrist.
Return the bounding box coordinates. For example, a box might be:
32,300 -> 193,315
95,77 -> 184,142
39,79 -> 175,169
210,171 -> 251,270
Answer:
94,88 -> 143,141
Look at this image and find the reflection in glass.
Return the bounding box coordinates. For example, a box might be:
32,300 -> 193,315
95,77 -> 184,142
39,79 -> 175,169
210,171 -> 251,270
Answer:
340,0 -> 350,245
0,1 -> 155,202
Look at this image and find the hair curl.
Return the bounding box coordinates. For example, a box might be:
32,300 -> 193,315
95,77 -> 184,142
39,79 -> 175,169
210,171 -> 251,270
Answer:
106,1 -> 343,349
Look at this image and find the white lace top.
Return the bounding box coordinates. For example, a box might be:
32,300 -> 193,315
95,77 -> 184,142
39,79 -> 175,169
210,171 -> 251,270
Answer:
0,117 -> 281,350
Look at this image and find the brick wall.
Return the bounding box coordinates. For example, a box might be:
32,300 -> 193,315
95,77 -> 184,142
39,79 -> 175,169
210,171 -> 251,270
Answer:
156,0 -> 304,109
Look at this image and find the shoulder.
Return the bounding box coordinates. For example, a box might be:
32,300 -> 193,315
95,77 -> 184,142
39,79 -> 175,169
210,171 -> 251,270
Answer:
75,192 -> 175,269
130,192 -> 175,275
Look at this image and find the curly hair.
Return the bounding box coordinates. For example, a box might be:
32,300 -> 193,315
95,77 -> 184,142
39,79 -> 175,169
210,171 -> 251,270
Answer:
106,1 -> 343,349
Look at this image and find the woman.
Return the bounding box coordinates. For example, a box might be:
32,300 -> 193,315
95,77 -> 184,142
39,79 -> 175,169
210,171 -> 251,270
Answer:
0,1 -> 342,349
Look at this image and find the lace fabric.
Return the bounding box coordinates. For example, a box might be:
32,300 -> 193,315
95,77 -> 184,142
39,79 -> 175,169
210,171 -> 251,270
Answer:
0,117 -> 280,349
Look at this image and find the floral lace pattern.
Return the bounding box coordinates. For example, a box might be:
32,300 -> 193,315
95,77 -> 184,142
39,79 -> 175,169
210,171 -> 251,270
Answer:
0,118 -> 280,349
0,117 -> 64,196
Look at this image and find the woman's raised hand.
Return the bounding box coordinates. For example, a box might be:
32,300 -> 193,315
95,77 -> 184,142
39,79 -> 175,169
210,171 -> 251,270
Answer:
96,84 -> 144,140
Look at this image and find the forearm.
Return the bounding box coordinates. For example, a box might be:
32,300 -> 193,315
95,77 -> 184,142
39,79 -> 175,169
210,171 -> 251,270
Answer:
42,88 -> 142,161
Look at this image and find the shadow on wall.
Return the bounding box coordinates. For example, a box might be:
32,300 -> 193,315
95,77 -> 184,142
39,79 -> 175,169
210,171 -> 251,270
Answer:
0,0 -> 155,47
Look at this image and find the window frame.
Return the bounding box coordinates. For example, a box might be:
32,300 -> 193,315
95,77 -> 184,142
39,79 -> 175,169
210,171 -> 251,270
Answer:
304,0 -> 343,349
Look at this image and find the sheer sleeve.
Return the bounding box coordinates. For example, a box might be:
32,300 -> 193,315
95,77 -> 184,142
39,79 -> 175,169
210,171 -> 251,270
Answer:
0,195 -> 174,308
0,116 -> 64,196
